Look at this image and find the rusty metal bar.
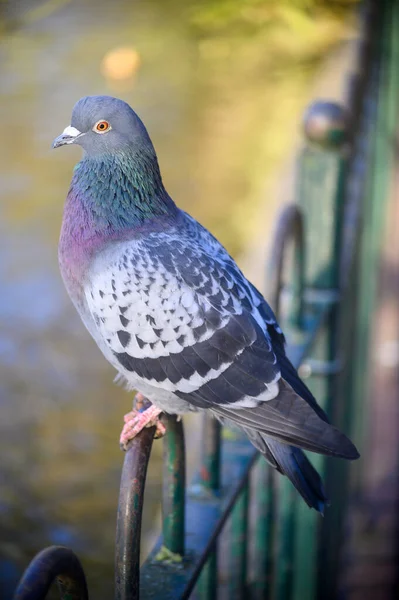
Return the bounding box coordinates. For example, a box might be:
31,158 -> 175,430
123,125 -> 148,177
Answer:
13,545 -> 88,600
115,425 -> 155,600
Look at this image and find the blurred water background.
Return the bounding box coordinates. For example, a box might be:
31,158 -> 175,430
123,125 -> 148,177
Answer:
0,1 -> 357,597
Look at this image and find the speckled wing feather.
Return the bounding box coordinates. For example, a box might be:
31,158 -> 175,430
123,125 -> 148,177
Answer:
85,222 -> 281,407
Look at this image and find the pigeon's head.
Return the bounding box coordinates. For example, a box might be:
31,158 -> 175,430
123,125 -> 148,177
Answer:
52,95 -> 154,156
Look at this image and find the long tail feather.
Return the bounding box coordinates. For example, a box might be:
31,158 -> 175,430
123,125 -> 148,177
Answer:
213,380 -> 359,460
265,439 -> 327,513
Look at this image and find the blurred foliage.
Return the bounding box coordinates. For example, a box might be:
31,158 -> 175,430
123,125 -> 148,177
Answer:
188,0 -> 358,40
161,0 -> 359,255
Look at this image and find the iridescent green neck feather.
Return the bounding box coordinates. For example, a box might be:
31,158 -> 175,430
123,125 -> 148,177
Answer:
59,146 -> 178,285
71,147 -> 176,232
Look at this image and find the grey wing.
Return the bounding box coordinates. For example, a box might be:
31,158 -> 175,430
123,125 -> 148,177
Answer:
85,228 -> 358,459
193,211 -> 332,424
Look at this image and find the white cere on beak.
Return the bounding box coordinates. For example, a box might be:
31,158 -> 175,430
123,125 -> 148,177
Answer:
52,125 -> 84,149
62,126 -> 82,138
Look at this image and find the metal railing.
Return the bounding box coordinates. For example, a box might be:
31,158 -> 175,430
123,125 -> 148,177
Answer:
13,0 -> 399,598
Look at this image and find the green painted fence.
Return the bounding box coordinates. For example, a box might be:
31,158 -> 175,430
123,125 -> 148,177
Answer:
13,0 -> 399,598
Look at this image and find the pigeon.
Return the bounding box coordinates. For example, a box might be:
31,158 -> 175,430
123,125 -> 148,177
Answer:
53,95 -> 359,512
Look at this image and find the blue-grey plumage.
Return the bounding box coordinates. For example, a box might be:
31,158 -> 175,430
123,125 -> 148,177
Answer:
53,95 -> 359,512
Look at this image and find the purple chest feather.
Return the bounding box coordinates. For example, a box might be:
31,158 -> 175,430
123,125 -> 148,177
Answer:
59,188 -> 104,293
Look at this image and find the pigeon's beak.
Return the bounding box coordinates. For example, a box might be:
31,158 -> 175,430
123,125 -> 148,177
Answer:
52,126 -> 83,149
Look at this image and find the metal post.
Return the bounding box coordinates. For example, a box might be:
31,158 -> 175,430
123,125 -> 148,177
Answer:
290,101 -> 349,600
115,426 -> 155,600
162,416 -> 186,556
352,0 -> 399,469
197,416 -> 221,599
274,480 -> 296,600
200,417 -> 221,491
259,202 -> 306,600
227,484 -> 249,598
251,460 -> 276,600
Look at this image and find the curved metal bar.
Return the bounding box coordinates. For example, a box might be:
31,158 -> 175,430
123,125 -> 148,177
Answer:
115,423 -> 155,600
13,545 -> 88,600
162,415 -> 186,555
268,203 -> 306,324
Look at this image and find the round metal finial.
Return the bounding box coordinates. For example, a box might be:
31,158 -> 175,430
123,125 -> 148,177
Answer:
303,101 -> 348,149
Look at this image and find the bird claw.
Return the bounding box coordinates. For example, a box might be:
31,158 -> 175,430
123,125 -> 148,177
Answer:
120,396 -> 164,450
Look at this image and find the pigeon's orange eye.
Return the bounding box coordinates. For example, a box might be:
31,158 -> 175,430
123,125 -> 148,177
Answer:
93,120 -> 111,133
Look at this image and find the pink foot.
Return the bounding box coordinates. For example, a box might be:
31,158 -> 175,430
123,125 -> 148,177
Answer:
119,396 -> 165,450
